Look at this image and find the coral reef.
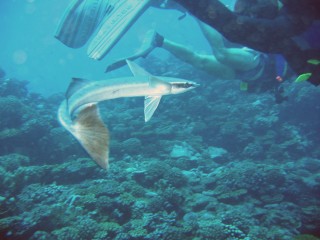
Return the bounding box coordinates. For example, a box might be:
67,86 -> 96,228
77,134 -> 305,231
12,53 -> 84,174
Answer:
0,60 -> 320,240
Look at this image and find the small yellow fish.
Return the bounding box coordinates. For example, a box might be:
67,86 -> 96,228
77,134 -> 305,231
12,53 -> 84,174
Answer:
240,82 -> 248,91
295,73 -> 312,83
307,59 -> 320,65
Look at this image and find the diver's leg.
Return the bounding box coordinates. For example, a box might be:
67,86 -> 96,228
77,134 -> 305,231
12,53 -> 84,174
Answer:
174,0 -> 303,53
107,30 -> 235,78
198,20 -> 224,51
162,39 -> 235,79
198,21 -> 260,71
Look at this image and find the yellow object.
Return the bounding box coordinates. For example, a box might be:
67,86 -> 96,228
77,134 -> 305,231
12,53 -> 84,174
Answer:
294,234 -> 320,240
307,59 -> 320,65
240,82 -> 248,91
295,73 -> 312,83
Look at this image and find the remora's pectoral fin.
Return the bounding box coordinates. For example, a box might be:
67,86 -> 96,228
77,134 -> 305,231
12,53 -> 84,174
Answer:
71,104 -> 110,169
144,96 -> 162,122
126,60 -> 170,122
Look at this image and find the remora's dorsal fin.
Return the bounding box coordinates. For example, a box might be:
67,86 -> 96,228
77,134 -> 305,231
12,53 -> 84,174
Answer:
72,103 -> 110,169
66,78 -> 90,99
126,60 -> 171,88
144,96 -> 162,122
126,59 -> 151,77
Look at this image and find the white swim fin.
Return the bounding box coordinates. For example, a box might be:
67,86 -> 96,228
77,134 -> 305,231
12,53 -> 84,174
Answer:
88,0 -> 151,60
55,0 -> 112,48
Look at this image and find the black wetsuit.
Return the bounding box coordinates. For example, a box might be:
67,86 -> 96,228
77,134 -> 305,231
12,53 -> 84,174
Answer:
173,0 -> 320,86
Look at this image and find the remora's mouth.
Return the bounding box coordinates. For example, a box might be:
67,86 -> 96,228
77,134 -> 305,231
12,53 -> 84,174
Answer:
172,82 -> 200,89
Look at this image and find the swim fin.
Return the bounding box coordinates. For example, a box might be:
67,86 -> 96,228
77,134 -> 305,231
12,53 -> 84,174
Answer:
105,30 -> 163,72
88,0 -> 152,60
55,0 -> 112,48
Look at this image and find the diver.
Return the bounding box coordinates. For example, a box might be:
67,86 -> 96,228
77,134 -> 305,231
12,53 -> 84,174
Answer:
55,0 -> 317,92
107,20 -> 289,104
105,2 -> 289,103
171,0 -> 320,86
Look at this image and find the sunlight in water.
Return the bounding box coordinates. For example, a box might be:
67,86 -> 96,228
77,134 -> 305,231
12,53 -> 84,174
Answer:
12,50 -> 28,65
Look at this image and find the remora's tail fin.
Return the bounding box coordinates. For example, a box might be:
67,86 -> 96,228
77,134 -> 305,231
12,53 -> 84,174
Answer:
58,101 -> 110,169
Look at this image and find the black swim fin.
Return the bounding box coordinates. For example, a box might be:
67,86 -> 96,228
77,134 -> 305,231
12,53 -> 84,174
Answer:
105,30 -> 163,72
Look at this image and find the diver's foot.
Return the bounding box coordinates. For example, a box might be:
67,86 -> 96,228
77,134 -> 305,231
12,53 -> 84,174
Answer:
105,30 -> 164,72
138,30 -> 164,58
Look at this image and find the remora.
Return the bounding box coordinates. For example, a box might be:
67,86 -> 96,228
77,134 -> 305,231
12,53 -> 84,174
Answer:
58,60 -> 199,169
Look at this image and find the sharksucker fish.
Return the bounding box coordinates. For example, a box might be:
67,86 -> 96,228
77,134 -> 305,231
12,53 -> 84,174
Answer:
58,60 -> 199,169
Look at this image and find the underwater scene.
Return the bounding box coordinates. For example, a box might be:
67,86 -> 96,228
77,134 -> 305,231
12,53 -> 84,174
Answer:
1,0 -> 320,239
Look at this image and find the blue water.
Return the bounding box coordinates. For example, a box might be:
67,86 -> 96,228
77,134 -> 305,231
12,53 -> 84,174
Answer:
0,0 -> 207,95
0,1 -> 320,240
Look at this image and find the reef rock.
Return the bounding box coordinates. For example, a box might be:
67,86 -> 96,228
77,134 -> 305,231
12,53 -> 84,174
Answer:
170,142 -> 198,160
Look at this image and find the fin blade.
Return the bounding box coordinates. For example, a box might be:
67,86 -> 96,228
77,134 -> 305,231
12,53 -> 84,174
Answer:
105,29 -> 158,72
87,0 -> 151,60
55,0 -> 111,48
144,96 -> 162,122
106,59 -> 128,72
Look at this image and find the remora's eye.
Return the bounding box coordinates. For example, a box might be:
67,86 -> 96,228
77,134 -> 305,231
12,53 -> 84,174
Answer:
175,82 -> 193,88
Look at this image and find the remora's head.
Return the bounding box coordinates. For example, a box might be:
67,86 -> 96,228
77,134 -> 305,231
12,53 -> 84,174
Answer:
170,80 -> 199,94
